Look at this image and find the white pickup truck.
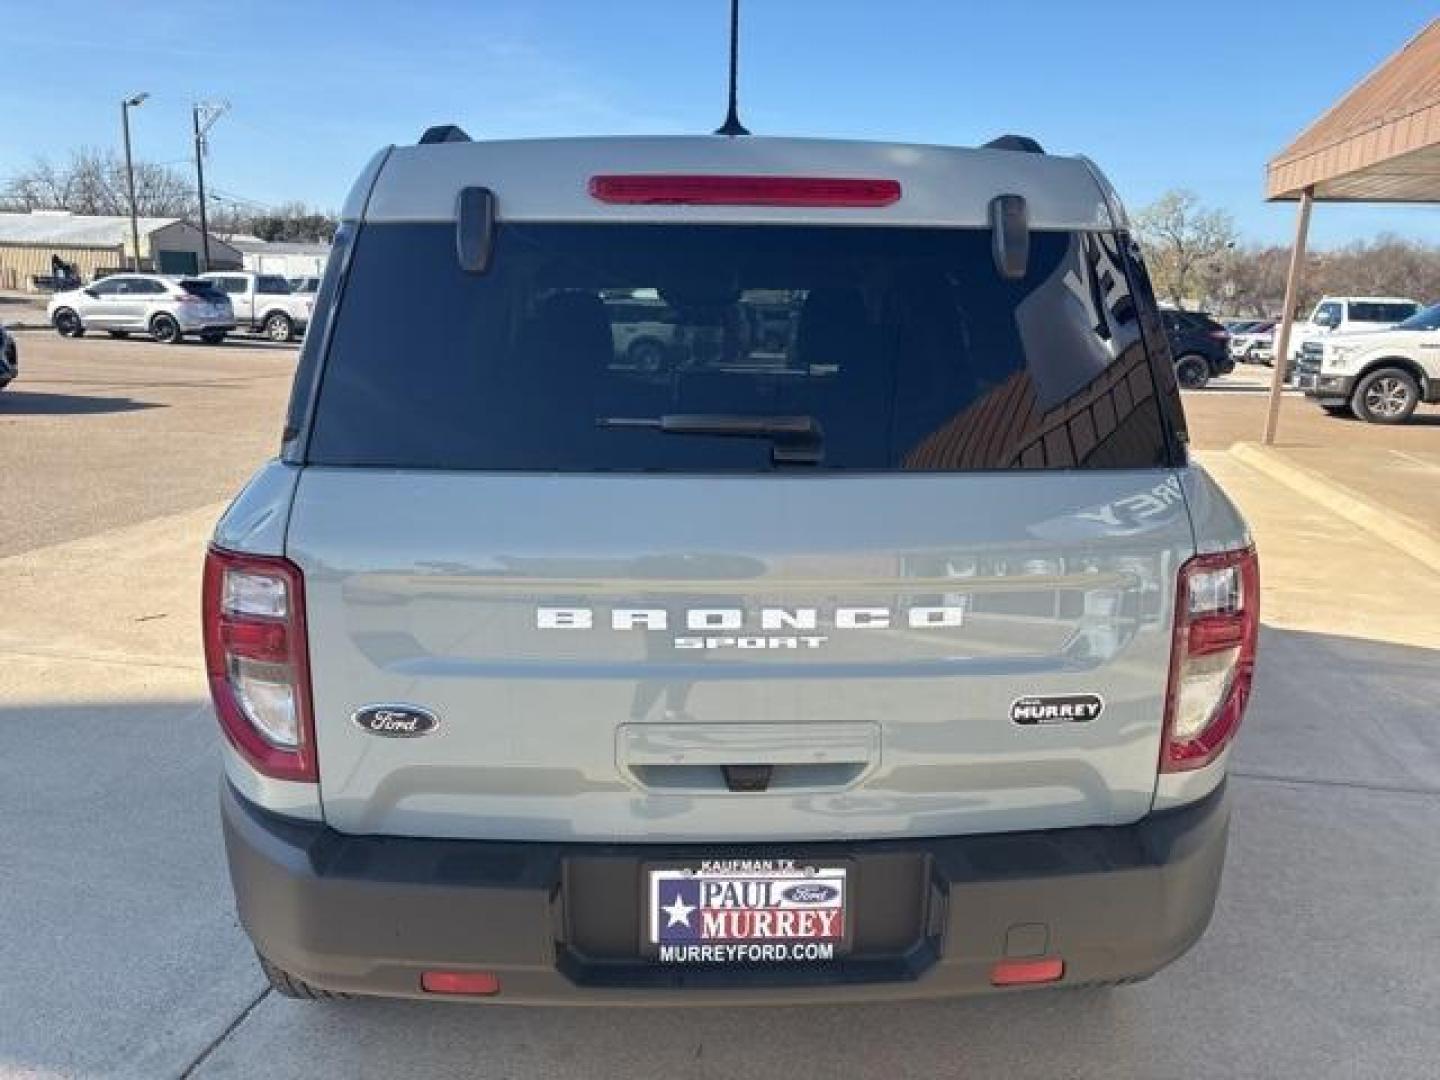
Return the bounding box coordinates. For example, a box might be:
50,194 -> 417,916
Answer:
1284,295 -> 1419,370
1296,301 -> 1440,422
200,271 -> 313,342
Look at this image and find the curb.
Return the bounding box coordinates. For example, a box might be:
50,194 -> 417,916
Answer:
1229,441 -> 1440,575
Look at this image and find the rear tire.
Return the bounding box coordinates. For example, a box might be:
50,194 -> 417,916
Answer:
1350,367 -> 1419,424
1175,354 -> 1209,390
53,308 -> 84,338
263,311 -> 295,343
257,954 -> 351,1001
150,314 -> 182,345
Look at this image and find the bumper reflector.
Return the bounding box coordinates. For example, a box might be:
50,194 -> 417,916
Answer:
990,957 -> 1065,987
421,970 -> 501,996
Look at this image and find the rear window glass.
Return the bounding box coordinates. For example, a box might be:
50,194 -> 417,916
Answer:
306,223 -> 1175,472
1349,301 -> 1417,323
257,275 -> 291,295
180,280 -> 227,300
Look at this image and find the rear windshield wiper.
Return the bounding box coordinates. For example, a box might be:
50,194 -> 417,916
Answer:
597,414 -> 824,465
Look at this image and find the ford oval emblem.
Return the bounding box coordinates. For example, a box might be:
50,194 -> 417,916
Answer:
352,705 -> 440,738
782,883 -> 839,904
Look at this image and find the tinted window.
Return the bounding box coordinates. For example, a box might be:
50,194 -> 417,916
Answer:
1349,301 -> 1417,323
1396,302 -> 1440,331
212,277 -> 246,294
135,279 -> 167,295
306,223 -> 1176,472
257,275 -> 291,295
181,280 -> 228,301
89,278 -> 124,296
1315,301 -> 1343,325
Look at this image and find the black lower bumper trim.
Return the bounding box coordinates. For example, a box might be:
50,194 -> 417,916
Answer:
221,781 -> 1229,1004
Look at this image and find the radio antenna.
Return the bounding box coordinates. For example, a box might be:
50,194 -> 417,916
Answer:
714,0 -> 750,136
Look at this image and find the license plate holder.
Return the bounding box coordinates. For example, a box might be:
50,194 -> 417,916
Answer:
643,860 -> 851,964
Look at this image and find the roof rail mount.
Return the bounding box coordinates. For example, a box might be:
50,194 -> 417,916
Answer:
420,125 -> 472,145
983,134 -> 1045,154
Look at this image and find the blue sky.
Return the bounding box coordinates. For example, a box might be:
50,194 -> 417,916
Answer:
2,0 -> 1437,247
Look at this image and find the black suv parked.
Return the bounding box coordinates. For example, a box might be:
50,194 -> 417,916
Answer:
1161,309 -> 1233,389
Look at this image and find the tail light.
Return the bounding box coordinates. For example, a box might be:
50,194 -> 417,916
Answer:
1161,548 -> 1259,772
589,174 -> 902,207
202,547 -> 317,782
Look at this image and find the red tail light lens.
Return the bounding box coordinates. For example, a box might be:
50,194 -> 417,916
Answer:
202,547 -> 317,782
421,970 -> 502,996
1161,547 -> 1260,772
588,174 -> 902,207
990,957 -> 1065,986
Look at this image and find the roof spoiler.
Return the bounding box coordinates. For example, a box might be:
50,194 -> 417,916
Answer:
419,124 -> 472,145
982,134 -> 1045,154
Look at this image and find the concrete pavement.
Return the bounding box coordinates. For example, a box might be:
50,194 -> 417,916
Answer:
0,346 -> 1437,1078
0,332 -> 296,557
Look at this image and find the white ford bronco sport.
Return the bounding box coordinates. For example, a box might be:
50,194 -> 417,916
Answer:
205,126 -> 1258,1003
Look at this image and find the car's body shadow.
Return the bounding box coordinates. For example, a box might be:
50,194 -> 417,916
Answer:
0,389 -> 162,415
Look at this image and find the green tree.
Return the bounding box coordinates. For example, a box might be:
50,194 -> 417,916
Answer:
1134,190 -> 1237,309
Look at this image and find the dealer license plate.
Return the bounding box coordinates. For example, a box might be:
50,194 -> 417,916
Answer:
646,861 -> 848,964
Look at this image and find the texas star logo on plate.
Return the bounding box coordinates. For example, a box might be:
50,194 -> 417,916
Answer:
649,863 -> 846,963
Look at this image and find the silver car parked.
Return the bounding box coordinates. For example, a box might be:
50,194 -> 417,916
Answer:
47,274 -> 235,345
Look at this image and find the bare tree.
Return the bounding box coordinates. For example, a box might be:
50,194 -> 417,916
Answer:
1133,190 -> 1237,309
1,151 -> 336,244
2,148 -> 195,217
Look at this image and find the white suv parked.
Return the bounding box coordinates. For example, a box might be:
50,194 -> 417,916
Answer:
1296,301 -> 1440,422
47,274 -> 234,344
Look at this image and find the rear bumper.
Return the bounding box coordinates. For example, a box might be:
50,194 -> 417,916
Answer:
222,781 -> 1229,1004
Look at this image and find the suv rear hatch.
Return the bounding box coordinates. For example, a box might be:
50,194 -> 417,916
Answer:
286,215 -> 1194,842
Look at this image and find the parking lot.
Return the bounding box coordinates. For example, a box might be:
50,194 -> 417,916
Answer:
2,334 -> 1438,1079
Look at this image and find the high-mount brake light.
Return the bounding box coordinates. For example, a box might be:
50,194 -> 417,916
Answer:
1161,547 -> 1259,772
202,547 -> 317,782
588,174 -> 902,207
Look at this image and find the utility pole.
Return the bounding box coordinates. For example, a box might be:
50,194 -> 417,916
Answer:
121,92 -> 149,271
192,101 -> 229,272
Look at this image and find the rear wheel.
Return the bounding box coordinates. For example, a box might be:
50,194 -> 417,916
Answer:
53,309 -> 84,338
1351,367 -> 1419,424
150,314 -> 181,345
1175,354 -> 1209,390
257,953 -> 351,1001
263,311 -> 295,342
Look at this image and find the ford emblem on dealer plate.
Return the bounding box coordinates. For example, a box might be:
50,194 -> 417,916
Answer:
352,705 -> 440,737
782,883 -> 840,904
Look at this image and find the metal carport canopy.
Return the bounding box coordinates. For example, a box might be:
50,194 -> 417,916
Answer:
1261,16 -> 1440,442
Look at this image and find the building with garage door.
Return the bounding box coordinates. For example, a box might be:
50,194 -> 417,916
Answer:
0,210 -> 242,290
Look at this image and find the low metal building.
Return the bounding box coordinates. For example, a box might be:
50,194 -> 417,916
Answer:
0,211 -> 243,290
